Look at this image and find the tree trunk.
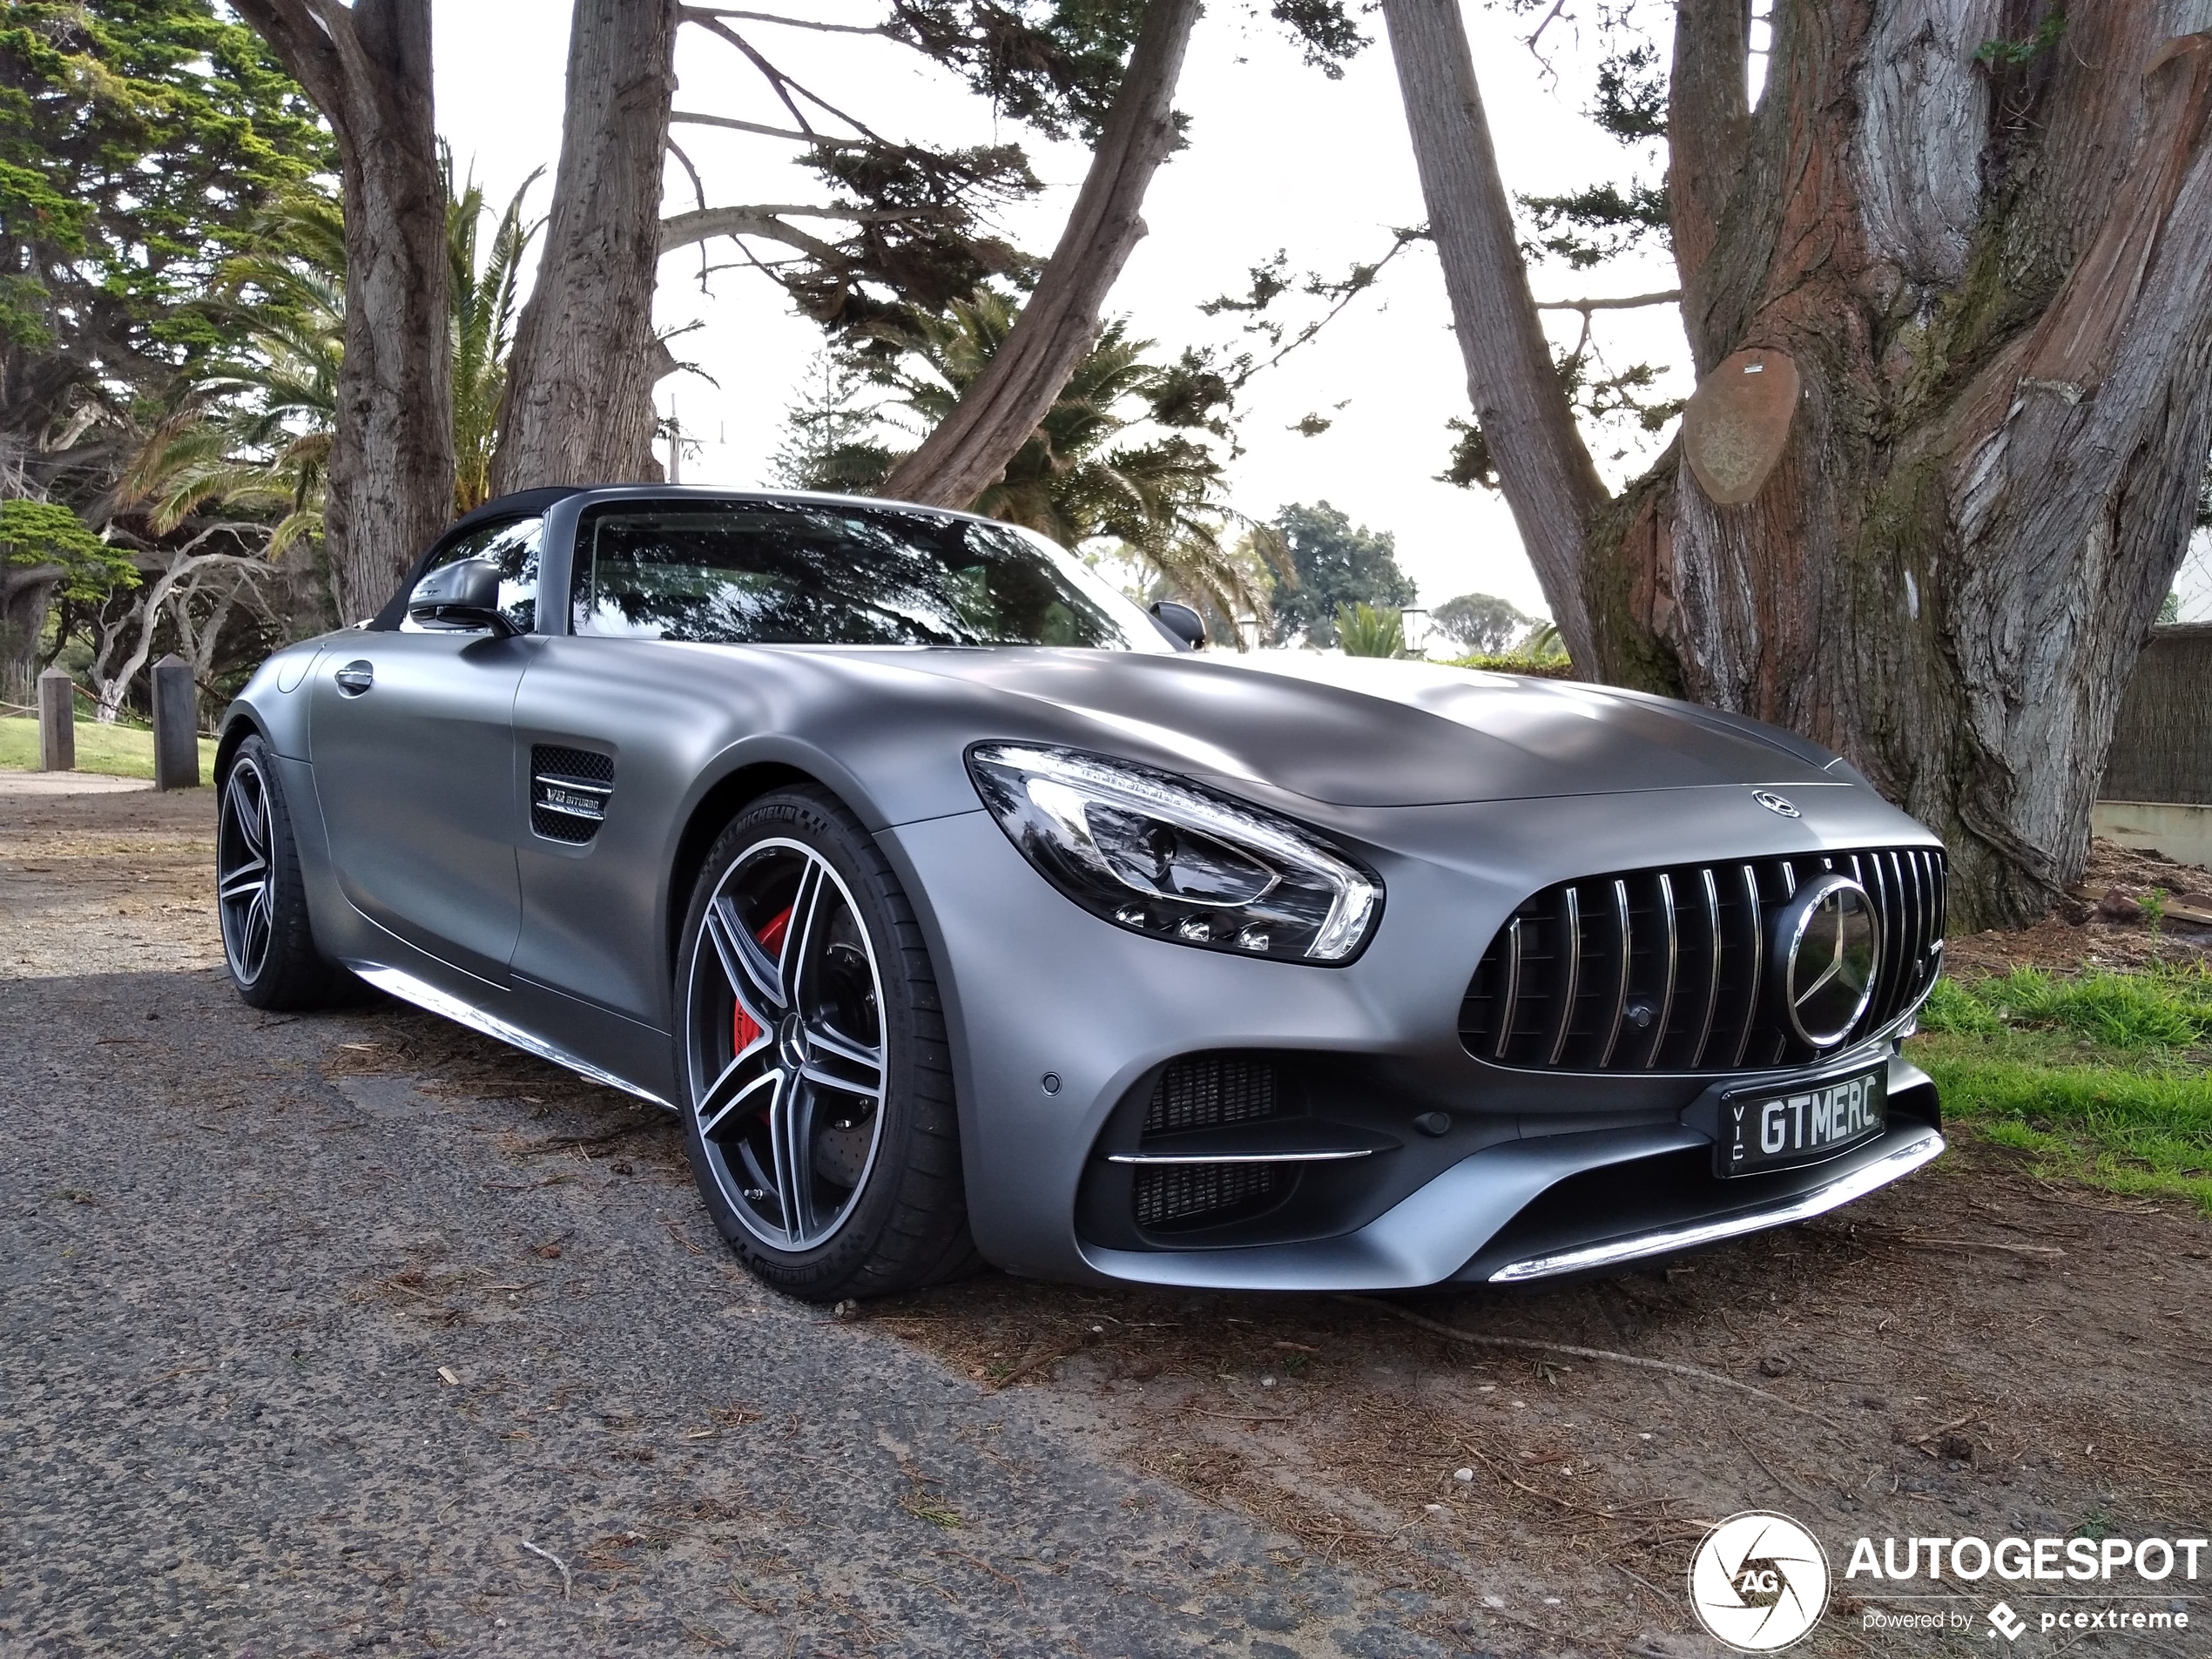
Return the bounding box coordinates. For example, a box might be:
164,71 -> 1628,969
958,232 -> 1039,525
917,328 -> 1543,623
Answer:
491,0 -> 679,493
1379,0 -> 1612,670
880,0 -> 1202,509
231,0 -> 453,624
1390,0 -> 2212,929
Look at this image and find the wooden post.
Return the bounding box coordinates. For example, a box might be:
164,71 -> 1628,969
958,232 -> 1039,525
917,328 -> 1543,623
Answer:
151,652 -> 199,790
37,667 -> 74,772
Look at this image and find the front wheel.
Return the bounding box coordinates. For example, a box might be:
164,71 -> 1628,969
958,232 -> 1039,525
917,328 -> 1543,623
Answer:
217,734 -> 345,1010
673,786 -> 979,1301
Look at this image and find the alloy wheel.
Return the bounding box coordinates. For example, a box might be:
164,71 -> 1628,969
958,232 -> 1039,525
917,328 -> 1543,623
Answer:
686,838 -> 888,1251
217,755 -> 277,985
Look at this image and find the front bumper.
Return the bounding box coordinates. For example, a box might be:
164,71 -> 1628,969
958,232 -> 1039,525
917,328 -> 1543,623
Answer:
880,790 -> 1945,1291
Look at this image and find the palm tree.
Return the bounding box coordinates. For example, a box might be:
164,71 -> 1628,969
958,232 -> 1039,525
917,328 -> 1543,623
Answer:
867,289 -> 1289,638
123,157 -> 540,545
447,153 -> 542,512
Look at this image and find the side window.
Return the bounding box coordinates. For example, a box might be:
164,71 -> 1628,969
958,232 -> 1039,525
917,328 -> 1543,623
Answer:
401,516 -> 543,633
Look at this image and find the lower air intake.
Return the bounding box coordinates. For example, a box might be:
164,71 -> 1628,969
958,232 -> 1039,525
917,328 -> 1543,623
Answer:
1143,1054 -> 1280,1135
1132,1163 -> 1283,1231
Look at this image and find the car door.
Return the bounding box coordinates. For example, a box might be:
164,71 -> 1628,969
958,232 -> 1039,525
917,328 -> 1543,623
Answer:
311,517 -> 544,984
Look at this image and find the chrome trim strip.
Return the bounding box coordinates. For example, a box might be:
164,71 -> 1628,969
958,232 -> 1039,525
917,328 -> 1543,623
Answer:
1644,871 -> 1677,1070
345,961 -> 674,1109
1494,916 -> 1522,1062
1545,885 -> 1581,1067
1107,1148 -> 1375,1165
1691,866 -> 1721,1069
1486,1130 -> 1946,1283
1595,878 -> 1632,1069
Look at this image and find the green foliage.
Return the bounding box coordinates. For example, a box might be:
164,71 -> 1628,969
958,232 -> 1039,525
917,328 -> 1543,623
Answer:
1431,591 -> 1533,655
1517,181 -> 1669,270
1442,652 -> 1578,680
1589,38 -> 1665,143
2161,590 -> 2182,624
0,0 -> 334,439
1912,961 -> 2212,1213
1335,602 -> 1407,658
853,288 -> 1285,627
0,497 -> 134,599
1973,11 -> 2067,69
446,152 -> 542,513
1265,501 -> 1415,648
772,349 -> 894,495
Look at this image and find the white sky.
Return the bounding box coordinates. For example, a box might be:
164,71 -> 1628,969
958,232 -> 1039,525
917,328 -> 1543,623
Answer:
429,5 -> 2212,624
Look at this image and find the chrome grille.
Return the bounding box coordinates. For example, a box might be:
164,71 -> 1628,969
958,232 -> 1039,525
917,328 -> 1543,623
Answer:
1459,847 -> 1945,1073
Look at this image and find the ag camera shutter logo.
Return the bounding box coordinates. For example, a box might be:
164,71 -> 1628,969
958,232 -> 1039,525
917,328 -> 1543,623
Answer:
1688,1511 -> 1831,1651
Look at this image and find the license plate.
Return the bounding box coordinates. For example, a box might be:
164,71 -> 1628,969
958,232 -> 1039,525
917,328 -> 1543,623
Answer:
1717,1063 -> 1887,1177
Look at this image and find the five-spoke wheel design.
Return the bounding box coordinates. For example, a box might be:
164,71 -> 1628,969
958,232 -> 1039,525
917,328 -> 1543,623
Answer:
685,837 -> 887,1251
218,752 -> 278,987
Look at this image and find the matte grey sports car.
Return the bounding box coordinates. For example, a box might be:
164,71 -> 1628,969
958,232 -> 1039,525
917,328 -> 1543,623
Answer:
217,485 -> 1946,1302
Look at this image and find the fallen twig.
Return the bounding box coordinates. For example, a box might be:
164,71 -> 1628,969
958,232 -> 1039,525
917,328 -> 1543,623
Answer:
1730,1426 -> 1822,1511
520,1537 -> 571,1600
1340,1296 -> 1822,1417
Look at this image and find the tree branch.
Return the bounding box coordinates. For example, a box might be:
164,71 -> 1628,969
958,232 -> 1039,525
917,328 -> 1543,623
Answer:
1534,288 -> 1683,313
680,6 -> 887,35
882,0 -> 1204,509
669,111 -> 868,147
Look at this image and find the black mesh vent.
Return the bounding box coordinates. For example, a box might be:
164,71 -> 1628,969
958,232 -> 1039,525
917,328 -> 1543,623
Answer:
1133,1163 -> 1284,1231
1459,846 -> 1946,1074
530,745 -> 614,844
1143,1055 -> 1280,1135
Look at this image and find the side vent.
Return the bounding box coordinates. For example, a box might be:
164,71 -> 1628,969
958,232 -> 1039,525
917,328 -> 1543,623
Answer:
530,745 -> 614,845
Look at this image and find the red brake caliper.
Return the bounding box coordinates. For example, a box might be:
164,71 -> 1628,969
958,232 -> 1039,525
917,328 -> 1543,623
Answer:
733,906 -> 792,1051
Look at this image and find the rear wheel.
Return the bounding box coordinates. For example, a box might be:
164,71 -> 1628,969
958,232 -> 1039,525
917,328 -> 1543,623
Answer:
218,735 -> 343,1010
674,786 -> 979,1301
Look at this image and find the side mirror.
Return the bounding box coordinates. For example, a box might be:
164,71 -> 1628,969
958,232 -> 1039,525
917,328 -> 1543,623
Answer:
408,558 -> 516,634
1149,599 -> 1206,651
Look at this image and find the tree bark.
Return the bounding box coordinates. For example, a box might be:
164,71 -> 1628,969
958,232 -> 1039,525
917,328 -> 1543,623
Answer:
1390,0 -> 2212,929
491,0 -> 680,493
231,0 -> 452,624
1379,0 -> 1611,670
880,0 -> 1202,509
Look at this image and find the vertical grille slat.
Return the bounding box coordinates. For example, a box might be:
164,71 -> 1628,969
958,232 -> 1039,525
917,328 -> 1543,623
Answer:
1595,879 -> 1633,1069
1688,866 -> 1723,1069
1642,872 -> 1677,1069
1492,918 -> 1523,1061
1461,844 -> 1946,1075
1544,886 -> 1582,1066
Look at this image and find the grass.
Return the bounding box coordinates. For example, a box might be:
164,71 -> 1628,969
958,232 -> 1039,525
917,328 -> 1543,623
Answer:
0,713 -> 219,780
1910,964 -> 2212,1213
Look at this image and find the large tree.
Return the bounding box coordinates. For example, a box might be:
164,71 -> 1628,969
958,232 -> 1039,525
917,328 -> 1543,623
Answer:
229,0 -> 451,624
1265,501 -> 1417,648
490,0 -> 678,492
1384,0 -> 2212,927
0,0 -> 326,678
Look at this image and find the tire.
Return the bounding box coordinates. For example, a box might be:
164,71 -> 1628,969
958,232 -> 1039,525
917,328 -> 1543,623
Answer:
674,786 -> 981,1301
217,734 -> 344,1011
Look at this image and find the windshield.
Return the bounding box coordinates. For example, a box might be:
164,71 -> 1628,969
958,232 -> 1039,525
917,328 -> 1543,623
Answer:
569,499 -> 1170,651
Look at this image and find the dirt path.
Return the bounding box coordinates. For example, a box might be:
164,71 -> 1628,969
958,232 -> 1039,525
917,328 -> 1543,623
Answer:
3,781 -> 2208,1657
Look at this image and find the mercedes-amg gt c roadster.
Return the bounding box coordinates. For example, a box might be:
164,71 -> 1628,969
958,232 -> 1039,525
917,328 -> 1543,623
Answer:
216,485 -> 1946,1301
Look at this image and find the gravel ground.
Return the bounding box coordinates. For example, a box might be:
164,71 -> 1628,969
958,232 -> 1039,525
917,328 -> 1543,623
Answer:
0,781 -> 1446,1658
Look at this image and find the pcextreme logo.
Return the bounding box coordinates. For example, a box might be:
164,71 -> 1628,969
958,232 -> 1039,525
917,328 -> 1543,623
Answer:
1688,1511 -> 1831,1651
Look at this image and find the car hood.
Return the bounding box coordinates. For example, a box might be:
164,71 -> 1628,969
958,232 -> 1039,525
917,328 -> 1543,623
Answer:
811,647 -> 1848,807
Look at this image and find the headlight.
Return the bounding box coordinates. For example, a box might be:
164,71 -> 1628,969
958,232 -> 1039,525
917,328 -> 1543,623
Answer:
966,744 -> 1381,962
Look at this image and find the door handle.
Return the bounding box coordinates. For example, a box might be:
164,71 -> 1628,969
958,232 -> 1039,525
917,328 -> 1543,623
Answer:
334,659 -> 374,697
